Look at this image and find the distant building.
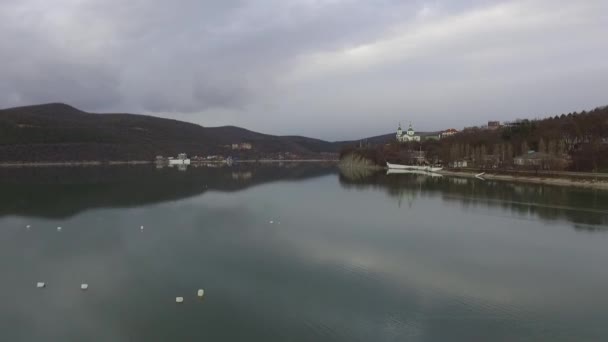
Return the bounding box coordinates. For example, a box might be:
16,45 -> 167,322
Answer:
481,154 -> 501,169
512,151 -> 568,170
504,119 -> 525,128
168,153 -> 190,165
450,160 -> 468,168
487,121 -> 501,130
396,122 -> 421,143
440,128 -> 459,138
231,142 -> 253,150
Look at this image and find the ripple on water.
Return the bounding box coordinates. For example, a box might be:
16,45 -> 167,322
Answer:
303,319 -> 344,341
335,261 -> 375,283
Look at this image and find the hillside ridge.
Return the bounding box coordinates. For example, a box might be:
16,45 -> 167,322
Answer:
0,103 -> 341,161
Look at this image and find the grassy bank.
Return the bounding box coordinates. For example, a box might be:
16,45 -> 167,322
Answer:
338,152 -> 383,169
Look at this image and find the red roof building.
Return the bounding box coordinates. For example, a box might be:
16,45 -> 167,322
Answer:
440,128 -> 459,138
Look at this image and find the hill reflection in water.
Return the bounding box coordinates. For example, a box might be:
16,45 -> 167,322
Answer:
0,163 -> 337,218
1,164 -> 606,229
339,169 -> 608,230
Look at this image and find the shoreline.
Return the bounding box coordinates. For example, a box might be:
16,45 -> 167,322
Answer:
236,159 -> 338,163
0,159 -> 338,168
4,160 -> 607,190
437,169 -> 608,190
0,161 -> 152,168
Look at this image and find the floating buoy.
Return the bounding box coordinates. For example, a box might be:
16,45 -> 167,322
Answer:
269,220 -> 274,224
176,297 -> 184,303
57,227 -> 62,231
197,289 -> 205,298
81,283 -> 88,290
140,225 -> 144,230
26,225 -> 31,229
37,282 -> 46,288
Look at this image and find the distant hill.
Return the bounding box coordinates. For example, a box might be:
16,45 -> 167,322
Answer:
0,102 -> 436,162
335,131 -> 442,147
0,103 -> 340,162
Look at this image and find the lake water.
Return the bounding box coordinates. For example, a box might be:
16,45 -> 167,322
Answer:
1,164 -> 608,341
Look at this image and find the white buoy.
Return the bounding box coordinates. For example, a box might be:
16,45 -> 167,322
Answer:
57,226 -> 62,231
176,297 -> 184,303
197,289 -> 205,298
140,225 -> 144,230
80,283 -> 88,290
36,282 -> 46,288
269,220 -> 274,224
26,225 -> 31,229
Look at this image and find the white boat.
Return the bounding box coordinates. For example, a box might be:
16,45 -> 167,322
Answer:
386,169 -> 443,177
168,153 -> 191,165
386,162 -> 442,172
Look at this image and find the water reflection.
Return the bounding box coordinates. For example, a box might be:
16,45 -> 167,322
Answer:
2,164 -> 608,341
339,169 -> 608,229
0,163 -> 336,218
1,164 -> 607,229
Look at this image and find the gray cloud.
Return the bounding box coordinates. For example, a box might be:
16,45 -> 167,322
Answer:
0,0 -> 607,139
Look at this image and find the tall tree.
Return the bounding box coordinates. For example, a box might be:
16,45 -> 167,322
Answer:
538,138 -> 547,154
548,140 -> 557,156
521,141 -> 529,155
506,143 -> 513,162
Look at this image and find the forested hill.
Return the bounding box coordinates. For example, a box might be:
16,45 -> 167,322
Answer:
340,105 -> 608,172
0,103 -> 338,162
334,130 -> 442,147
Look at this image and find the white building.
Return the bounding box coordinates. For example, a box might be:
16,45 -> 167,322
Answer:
168,153 -> 191,165
396,122 -> 420,143
440,128 -> 459,138
450,160 -> 468,168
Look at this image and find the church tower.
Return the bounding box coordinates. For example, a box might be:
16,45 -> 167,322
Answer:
396,122 -> 403,142
407,122 -> 414,136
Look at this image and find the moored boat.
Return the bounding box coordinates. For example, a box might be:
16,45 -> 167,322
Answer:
386,162 -> 442,172
386,169 -> 443,177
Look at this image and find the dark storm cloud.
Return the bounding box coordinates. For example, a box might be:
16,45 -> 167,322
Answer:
8,61 -> 121,109
0,0 -> 607,138
0,0 -> 423,112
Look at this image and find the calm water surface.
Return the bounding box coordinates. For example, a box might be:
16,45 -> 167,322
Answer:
1,164 -> 608,341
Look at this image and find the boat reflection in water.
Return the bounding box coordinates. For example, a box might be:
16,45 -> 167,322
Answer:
340,166 -> 608,229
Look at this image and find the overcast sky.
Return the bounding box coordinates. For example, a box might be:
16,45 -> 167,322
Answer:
0,0 -> 606,140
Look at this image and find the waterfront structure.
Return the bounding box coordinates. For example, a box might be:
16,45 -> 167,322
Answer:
396,122 -> 421,143
168,153 -> 191,165
450,160 -> 468,168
